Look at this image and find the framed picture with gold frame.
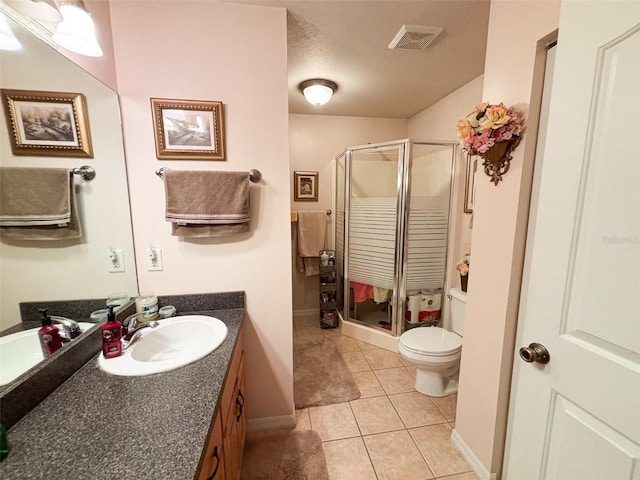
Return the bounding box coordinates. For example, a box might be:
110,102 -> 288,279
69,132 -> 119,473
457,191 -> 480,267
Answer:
151,98 -> 225,160
464,154 -> 476,213
294,171 -> 318,201
1,89 -> 93,157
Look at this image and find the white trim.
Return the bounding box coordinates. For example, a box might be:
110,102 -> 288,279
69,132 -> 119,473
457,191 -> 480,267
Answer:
293,308 -> 319,316
247,414 -> 296,433
451,429 -> 497,480
340,319 -> 400,352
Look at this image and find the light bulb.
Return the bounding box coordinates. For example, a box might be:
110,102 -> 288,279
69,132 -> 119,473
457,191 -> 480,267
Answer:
52,2 -> 102,57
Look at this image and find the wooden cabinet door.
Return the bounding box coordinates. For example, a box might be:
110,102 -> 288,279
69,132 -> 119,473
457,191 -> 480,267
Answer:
198,412 -> 225,480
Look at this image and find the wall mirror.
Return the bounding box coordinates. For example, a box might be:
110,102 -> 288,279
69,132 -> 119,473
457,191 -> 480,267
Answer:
0,13 -> 138,390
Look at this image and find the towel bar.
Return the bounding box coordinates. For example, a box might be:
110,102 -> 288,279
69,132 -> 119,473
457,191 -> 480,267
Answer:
71,166 -> 95,181
155,167 -> 262,183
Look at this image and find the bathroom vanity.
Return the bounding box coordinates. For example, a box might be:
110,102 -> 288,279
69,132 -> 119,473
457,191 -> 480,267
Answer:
0,292 -> 246,480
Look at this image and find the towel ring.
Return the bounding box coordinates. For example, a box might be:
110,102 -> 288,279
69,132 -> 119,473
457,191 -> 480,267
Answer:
155,167 -> 262,183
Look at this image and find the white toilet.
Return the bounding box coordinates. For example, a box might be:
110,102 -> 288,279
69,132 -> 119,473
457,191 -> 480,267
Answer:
398,287 -> 466,397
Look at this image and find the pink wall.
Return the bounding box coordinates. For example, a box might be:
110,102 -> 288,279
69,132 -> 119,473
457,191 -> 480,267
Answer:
289,114 -> 408,312
109,1 -> 293,423
454,0 -> 560,476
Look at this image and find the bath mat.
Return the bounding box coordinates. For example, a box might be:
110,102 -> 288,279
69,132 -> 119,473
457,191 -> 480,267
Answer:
242,430 -> 329,480
294,337 -> 361,408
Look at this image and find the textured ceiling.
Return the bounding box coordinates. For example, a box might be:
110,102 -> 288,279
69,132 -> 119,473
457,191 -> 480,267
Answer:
229,0 -> 491,119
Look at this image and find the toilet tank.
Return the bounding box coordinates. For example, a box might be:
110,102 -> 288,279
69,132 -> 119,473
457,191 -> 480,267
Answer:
448,287 -> 467,337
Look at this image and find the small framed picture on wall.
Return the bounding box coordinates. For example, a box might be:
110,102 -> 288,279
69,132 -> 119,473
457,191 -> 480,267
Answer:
294,171 -> 318,201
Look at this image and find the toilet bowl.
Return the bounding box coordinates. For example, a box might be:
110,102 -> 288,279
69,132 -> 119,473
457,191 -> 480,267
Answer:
398,287 -> 466,397
398,327 -> 462,397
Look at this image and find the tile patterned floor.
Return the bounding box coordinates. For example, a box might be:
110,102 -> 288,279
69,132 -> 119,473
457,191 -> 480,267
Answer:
290,314 -> 479,480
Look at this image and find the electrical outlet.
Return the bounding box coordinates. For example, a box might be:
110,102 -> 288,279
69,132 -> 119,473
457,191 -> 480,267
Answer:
147,247 -> 163,271
108,248 -> 125,272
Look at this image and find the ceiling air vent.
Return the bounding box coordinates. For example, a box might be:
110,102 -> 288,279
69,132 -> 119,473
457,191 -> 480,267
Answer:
388,25 -> 443,50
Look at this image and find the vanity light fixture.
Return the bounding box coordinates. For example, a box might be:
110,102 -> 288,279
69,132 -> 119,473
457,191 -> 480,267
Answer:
0,13 -> 21,50
52,0 -> 102,57
6,0 -> 62,23
299,79 -> 338,106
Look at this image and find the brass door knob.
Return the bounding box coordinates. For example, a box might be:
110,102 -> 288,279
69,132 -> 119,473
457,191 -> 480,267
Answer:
519,342 -> 550,364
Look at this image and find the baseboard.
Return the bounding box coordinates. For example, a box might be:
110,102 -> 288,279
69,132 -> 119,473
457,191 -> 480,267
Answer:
451,429 -> 498,480
247,414 -> 297,433
293,308 -> 319,316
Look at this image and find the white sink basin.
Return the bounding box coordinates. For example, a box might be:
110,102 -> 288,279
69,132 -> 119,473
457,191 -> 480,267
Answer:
97,315 -> 228,376
0,322 -> 94,386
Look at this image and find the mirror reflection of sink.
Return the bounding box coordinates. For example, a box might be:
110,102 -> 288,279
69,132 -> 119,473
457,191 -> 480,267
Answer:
0,322 -> 94,386
97,315 -> 228,377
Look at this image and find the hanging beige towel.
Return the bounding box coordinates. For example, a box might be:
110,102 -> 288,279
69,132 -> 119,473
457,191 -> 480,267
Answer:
164,170 -> 250,238
0,167 -> 82,241
296,211 -> 326,276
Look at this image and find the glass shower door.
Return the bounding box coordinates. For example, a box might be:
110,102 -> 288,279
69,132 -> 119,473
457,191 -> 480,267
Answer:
397,142 -> 455,336
345,142 -> 405,332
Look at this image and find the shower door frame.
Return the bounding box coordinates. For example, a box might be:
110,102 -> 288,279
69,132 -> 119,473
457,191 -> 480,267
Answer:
337,138 -> 459,339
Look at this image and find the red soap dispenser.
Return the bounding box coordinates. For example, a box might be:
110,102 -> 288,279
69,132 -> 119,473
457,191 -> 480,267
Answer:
102,305 -> 122,358
38,309 -> 63,358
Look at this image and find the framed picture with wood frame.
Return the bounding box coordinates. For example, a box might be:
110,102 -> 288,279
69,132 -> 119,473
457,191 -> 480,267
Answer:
151,98 -> 225,160
1,89 -> 93,157
294,171 -> 319,201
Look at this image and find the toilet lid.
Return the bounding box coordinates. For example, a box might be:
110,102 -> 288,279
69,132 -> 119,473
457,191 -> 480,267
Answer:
400,327 -> 462,356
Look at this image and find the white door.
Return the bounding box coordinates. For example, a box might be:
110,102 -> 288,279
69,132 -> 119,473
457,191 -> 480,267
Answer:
504,2 -> 640,479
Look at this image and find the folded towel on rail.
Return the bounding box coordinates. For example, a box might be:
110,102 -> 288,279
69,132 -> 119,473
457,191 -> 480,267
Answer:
296,211 -> 326,276
164,170 -> 250,238
0,167 -> 82,241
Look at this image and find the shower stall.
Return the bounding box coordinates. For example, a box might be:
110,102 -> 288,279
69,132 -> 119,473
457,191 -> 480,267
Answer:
334,139 -> 457,344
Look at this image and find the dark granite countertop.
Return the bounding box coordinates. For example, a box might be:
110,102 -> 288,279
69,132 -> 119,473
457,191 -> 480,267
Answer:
0,293 -> 245,480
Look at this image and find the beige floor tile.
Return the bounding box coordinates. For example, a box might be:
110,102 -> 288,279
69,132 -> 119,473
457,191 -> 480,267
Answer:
323,437 -> 377,480
389,392 -> 448,428
405,364 -> 418,377
431,393 -> 457,422
397,352 -> 415,366
350,396 -> 405,435
363,429 -> 434,480
294,408 -> 311,431
374,366 -> 417,394
363,348 -> 403,369
340,350 -> 371,372
409,424 -> 472,477
308,402 -> 361,441
352,370 -> 386,398
332,335 -> 361,353
436,472 -> 479,480
356,339 -> 379,351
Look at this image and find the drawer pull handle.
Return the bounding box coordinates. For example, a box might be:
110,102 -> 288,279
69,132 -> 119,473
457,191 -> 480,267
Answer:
236,389 -> 245,422
206,446 -> 220,480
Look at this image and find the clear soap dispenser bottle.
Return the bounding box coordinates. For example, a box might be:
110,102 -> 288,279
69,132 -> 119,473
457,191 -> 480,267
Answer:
101,305 -> 122,359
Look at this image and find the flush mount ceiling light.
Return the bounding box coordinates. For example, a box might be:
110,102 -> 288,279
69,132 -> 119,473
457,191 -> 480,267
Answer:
299,79 -> 338,106
52,0 -> 102,57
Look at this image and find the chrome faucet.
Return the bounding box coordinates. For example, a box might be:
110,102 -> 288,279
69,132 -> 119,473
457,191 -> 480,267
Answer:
50,315 -> 81,342
121,320 -> 158,351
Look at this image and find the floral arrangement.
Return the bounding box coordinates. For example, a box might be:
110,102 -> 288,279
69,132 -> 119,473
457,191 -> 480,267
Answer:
456,254 -> 470,277
456,103 -> 525,155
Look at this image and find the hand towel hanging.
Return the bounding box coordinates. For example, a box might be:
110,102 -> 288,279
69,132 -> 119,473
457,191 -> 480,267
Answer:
164,170 -> 250,237
0,167 -> 82,241
296,211 -> 327,276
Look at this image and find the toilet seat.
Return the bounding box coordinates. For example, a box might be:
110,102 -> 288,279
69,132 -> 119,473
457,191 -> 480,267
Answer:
400,327 -> 462,357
